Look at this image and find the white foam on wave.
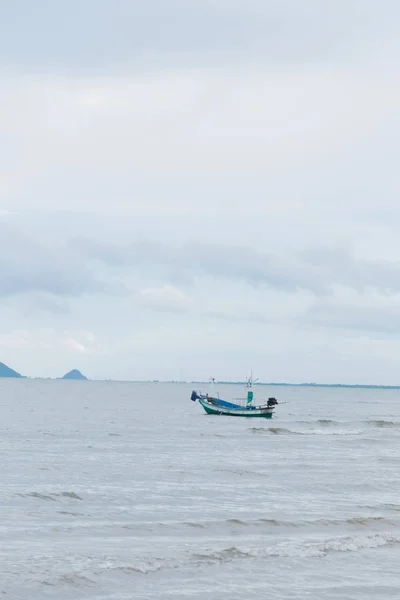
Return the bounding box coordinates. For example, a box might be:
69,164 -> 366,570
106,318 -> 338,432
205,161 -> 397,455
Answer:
263,532 -> 399,558
190,533 -> 399,563
248,426 -> 364,436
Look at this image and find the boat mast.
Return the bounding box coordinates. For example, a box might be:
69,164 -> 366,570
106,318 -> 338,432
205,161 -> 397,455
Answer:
246,370 -> 258,405
246,371 -> 253,405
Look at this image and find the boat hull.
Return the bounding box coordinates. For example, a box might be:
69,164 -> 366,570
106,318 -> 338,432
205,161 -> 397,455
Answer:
199,398 -> 274,418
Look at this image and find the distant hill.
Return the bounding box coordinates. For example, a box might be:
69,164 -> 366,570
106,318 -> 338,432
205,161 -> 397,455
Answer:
61,369 -> 88,381
0,361 -> 23,378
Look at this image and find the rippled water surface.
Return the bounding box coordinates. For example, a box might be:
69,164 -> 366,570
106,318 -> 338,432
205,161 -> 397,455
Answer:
1,379 -> 400,599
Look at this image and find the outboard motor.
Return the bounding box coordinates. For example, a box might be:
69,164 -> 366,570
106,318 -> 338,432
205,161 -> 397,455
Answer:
267,397 -> 278,407
191,390 -> 200,402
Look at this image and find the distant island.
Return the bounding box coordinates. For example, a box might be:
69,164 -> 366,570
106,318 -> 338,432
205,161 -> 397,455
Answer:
61,369 -> 88,381
0,361 -> 23,378
0,361 -> 88,380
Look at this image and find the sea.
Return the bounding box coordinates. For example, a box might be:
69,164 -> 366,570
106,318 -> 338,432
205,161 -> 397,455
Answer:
1,379 -> 400,600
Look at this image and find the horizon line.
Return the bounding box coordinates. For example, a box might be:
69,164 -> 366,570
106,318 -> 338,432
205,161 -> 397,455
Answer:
4,376 -> 400,389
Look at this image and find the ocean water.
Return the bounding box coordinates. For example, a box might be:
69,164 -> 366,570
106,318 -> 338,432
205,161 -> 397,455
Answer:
1,379 -> 400,600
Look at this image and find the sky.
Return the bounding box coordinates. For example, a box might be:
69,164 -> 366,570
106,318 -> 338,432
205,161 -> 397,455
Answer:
1,0 -> 400,383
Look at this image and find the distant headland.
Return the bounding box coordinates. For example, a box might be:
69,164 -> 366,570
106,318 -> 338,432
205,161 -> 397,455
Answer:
0,361 -> 88,381
0,362 -> 24,378
188,380 -> 400,390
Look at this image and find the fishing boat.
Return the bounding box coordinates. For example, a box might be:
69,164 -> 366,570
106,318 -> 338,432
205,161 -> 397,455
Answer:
190,374 -> 278,418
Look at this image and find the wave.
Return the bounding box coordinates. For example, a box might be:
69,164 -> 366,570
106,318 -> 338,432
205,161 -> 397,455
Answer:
192,546 -> 251,564
33,532 -> 398,588
55,492 -> 83,500
318,533 -> 398,555
29,515 -> 396,536
379,503 -> 400,512
114,564 -> 164,575
58,511 -> 85,516
271,533 -> 399,558
248,426 -> 362,436
215,467 -> 268,477
368,420 -> 400,428
175,515 -> 397,531
41,535 -> 397,584
296,419 -> 340,426
190,533 -> 399,563
226,519 -> 250,526
16,491 -> 83,501
16,492 -> 56,501
300,516 -> 394,528
33,532 -> 400,584
261,418 -> 400,434
246,417 -> 400,437
58,574 -> 95,587
308,428 -> 364,436
41,573 -> 96,588
248,427 -> 301,435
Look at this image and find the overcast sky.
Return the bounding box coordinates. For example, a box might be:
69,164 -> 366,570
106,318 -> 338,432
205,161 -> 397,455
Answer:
1,0 -> 400,383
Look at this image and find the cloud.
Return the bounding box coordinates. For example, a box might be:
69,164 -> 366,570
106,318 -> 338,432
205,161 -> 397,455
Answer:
63,337 -> 88,354
301,289 -> 400,336
3,292 -> 70,316
0,328 -> 96,354
0,222 -> 104,299
137,284 -> 192,312
76,237 -> 328,294
3,214 -> 400,346
1,62 -> 399,221
0,0 -> 398,72
75,237 -> 400,298
302,246 -> 400,295
307,304 -> 400,336
71,237 -> 400,340
134,281 -> 303,326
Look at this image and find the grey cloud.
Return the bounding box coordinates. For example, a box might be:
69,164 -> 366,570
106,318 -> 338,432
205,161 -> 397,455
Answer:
301,301 -> 400,336
0,0 -> 398,72
0,223 -> 103,299
6,220 -> 400,322
4,292 -> 70,317
302,246 -> 400,295
201,308 -> 272,325
73,237 -> 327,295
74,237 -> 400,298
151,305 -> 273,325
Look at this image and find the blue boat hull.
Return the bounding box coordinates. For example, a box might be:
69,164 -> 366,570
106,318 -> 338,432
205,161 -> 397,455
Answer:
198,397 -> 275,418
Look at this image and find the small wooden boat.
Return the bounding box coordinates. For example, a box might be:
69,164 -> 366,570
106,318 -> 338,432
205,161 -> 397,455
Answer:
190,373 -> 278,418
